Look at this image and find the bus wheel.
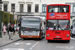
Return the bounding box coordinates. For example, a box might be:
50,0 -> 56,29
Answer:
47,40 -> 50,42
66,40 -> 70,43
40,33 -> 43,40
71,34 -> 73,37
40,36 -> 43,40
22,38 -> 26,40
39,35 -> 43,40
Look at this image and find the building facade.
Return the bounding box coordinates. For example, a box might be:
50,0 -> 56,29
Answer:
2,0 -> 75,26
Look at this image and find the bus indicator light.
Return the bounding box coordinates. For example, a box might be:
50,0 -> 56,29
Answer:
47,34 -> 49,37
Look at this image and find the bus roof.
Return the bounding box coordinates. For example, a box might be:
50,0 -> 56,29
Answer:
21,17 -> 40,20
21,16 -> 45,21
47,4 -> 70,6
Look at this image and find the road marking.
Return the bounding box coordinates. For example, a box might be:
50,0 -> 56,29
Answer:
14,43 -> 31,45
30,41 -> 39,50
3,48 -> 24,50
56,46 -> 74,49
26,43 -> 31,45
14,43 -> 20,45
3,49 -> 9,50
18,49 -> 24,50
65,46 -> 74,49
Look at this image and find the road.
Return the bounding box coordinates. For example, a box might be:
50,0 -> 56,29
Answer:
0,37 -> 75,50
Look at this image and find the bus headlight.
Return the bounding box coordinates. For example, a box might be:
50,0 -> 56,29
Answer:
47,34 -> 49,37
21,33 -> 23,35
21,31 -> 23,35
67,34 -> 69,37
36,31 -> 40,36
38,33 -> 39,36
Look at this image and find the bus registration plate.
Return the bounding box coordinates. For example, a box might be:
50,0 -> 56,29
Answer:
29,35 -> 31,37
56,36 -> 60,37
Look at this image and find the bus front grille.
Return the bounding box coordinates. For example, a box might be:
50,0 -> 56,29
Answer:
53,38 -> 62,39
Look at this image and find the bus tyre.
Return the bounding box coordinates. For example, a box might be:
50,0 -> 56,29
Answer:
66,40 -> 70,43
47,40 -> 50,42
71,34 -> 73,37
22,38 -> 26,40
40,33 -> 43,40
40,35 -> 43,40
40,36 -> 43,40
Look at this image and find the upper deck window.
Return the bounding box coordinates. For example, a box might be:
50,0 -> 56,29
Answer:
48,6 -> 69,13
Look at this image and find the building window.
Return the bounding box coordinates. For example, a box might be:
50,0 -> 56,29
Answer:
42,4 -> 47,13
4,4 -> 7,12
73,4 -> 75,13
35,4 -> 39,12
11,4 -> 15,12
20,4 -> 23,12
66,3 -> 73,13
27,4 -> 31,12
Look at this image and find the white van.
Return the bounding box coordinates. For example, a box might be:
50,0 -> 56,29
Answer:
71,26 -> 75,37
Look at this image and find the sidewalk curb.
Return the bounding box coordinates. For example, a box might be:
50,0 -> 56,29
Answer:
0,38 -> 21,47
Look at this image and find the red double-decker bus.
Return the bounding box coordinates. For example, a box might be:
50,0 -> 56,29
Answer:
46,4 -> 70,43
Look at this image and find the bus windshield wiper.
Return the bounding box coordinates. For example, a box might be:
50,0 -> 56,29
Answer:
22,27 -> 39,31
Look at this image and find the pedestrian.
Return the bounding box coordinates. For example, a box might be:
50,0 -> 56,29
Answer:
3,25 -> 7,35
7,25 -> 9,35
9,24 -> 15,40
53,24 -> 56,30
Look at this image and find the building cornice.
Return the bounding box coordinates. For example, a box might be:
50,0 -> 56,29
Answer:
18,1 -> 25,4
26,2 -> 33,4
3,1 -> 9,4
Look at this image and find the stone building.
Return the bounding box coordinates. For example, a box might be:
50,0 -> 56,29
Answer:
2,0 -> 75,26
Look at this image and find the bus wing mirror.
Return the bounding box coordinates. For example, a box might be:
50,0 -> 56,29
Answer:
71,26 -> 73,29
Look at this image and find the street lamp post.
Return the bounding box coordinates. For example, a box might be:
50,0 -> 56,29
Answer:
0,0 -> 3,38
19,11 -> 22,23
12,8 -> 15,24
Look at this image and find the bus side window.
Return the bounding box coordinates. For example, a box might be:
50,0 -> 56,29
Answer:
62,9 -> 64,12
41,23 -> 43,31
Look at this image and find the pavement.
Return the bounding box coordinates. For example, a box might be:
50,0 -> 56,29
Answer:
0,31 -> 21,47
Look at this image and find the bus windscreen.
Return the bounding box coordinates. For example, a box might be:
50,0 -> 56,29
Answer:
21,19 -> 40,31
46,20 -> 70,30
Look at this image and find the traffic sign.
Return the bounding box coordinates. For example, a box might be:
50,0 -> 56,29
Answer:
14,15 -> 17,20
